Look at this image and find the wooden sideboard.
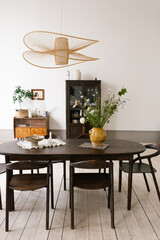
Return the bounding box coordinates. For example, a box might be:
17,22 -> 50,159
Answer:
14,116 -> 49,138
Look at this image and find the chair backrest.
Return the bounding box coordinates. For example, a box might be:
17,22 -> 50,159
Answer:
0,163 -> 6,174
145,143 -> 160,151
45,133 -> 61,139
6,161 -> 49,171
76,134 -> 89,139
134,143 -> 160,162
70,160 -> 113,170
145,143 -> 160,158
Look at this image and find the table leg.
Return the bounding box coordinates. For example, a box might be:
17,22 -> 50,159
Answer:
127,155 -> 133,210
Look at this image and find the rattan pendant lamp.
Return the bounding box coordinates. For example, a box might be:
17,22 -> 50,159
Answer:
23,31 -> 99,69
23,1 -> 99,69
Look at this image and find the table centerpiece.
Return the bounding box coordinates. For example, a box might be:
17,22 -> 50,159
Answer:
80,87 -> 127,147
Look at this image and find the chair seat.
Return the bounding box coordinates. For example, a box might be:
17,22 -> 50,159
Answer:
9,174 -> 47,191
0,163 -> 6,174
120,162 -> 156,173
73,173 -> 110,189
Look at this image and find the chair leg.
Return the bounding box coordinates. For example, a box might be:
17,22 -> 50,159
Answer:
139,159 -> 150,192
71,186 -> 74,229
5,172 -> 10,232
50,164 -> 54,209
69,165 -> 71,209
5,189 -> 10,232
10,189 -> 15,211
110,187 -> 115,228
110,173 -> 115,228
103,168 -> 106,191
118,161 -> 122,192
127,156 -> 134,210
148,158 -> 160,201
9,170 -> 14,211
142,173 -> 150,192
71,181 -> 74,230
108,186 -> 111,209
63,161 -> 66,191
46,168 -> 50,230
0,188 -> 2,210
70,165 -> 74,229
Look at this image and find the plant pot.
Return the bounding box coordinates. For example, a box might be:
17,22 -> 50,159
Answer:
89,128 -> 106,147
15,109 -> 28,118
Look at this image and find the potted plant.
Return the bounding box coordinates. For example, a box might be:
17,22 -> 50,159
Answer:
80,88 -> 127,146
13,86 -> 33,118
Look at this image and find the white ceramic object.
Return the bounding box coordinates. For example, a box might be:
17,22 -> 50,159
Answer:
48,132 -> 52,147
25,135 -> 44,147
17,138 -> 66,149
74,69 -> 81,80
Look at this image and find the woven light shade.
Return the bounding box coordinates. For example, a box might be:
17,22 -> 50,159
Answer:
23,31 -> 99,69
54,37 -> 69,65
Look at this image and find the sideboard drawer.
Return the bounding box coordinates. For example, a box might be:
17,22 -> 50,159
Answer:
30,127 -> 47,136
15,127 -> 31,138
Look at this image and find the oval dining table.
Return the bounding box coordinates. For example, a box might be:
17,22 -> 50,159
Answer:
0,139 -> 145,211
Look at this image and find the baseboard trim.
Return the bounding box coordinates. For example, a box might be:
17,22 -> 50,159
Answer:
105,130 -> 160,142
0,129 -> 160,142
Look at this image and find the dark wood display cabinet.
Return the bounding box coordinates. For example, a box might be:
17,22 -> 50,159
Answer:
14,115 -> 49,138
66,80 -> 101,138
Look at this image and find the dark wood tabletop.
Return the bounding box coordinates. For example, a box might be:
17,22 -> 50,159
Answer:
0,139 -> 145,161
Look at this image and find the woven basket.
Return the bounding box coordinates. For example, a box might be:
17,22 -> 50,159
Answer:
15,109 -> 28,118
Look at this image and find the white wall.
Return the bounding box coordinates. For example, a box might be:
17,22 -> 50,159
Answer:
0,0 -> 160,131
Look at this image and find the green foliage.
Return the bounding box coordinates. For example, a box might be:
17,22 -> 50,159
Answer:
13,86 -> 33,106
81,88 -> 127,128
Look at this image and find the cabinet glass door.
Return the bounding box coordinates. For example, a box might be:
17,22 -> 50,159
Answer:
69,86 -> 82,107
69,86 -> 82,123
84,86 -> 98,103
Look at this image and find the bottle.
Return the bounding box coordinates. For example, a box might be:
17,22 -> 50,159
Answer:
28,108 -> 32,118
48,132 -> 52,147
67,70 -> 70,80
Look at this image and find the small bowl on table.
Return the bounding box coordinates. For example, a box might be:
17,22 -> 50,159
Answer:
25,135 -> 44,147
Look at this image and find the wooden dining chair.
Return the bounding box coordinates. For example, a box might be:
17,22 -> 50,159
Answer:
0,163 -> 6,209
76,133 -> 106,174
118,143 -> 160,201
75,133 -> 90,139
5,161 -> 51,231
70,160 -> 115,229
45,134 -> 66,191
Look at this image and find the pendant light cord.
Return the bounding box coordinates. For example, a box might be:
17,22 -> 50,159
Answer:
61,0 -> 62,33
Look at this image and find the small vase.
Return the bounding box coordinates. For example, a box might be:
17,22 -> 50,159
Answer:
89,128 -> 106,147
74,69 -> 81,80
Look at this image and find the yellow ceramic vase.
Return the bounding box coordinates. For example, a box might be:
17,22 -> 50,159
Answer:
89,128 -> 106,147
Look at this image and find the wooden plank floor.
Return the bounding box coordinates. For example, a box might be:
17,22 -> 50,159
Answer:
0,149 -> 159,240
